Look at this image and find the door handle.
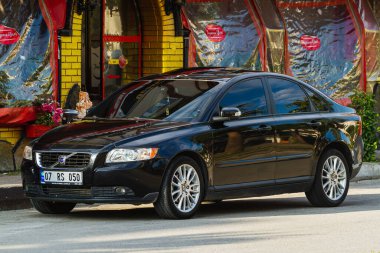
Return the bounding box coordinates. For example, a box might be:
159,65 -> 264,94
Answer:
306,121 -> 322,127
258,125 -> 272,131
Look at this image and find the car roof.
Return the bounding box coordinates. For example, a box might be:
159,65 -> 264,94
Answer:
137,67 -> 335,98
137,67 -> 336,103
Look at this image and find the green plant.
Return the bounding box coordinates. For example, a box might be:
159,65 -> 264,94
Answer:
350,90 -> 379,162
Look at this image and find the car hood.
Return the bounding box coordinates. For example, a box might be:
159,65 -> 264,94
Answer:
33,119 -> 189,150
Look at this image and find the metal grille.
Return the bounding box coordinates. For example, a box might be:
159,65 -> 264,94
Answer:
92,187 -> 135,198
25,185 -> 135,199
37,152 -> 91,168
41,186 -> 92,198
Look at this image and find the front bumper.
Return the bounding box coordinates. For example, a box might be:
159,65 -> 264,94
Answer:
24,184 -> 158,204
21,157 -> 167,204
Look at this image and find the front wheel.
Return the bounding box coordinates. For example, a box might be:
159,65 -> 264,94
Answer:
31,199 -> 76,214
154,156 -> 204,219
306,149 -> 349,207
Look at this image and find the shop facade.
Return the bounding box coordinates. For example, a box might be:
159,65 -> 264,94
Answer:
0,0 -> 379,171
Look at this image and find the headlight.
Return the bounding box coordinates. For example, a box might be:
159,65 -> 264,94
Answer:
106,148 -> 158,163
23,145 -> 33,160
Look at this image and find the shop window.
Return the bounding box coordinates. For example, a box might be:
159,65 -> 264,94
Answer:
83,0 -> 141,102
104,0 -> 139,36
103,0 -> 141,98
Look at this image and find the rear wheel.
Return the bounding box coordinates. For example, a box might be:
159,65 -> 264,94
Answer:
154,156 -> 204,219
306,149 -> 349,207
31,199 -> 76,214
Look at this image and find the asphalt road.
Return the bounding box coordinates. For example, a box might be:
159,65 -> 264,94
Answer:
1,180 -> 380,253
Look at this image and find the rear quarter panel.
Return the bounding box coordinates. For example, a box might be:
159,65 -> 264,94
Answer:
313,112 -> 362,177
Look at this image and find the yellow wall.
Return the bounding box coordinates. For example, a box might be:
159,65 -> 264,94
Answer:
0,127 -> 22,145
140,0 -> 183,75
60,13 -> 83,105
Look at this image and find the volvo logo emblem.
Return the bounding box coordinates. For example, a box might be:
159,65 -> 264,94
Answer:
58,155 -> 67,165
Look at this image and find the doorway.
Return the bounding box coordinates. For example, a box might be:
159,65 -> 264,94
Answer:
83,0 -> 142,103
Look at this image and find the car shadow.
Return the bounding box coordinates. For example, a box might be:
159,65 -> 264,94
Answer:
64,191 -> 380,221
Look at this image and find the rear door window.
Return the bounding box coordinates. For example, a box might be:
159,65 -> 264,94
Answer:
304,88 -> 331,112
268,78 -> 312,114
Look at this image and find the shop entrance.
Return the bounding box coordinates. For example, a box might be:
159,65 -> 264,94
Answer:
83,0 -> 141,103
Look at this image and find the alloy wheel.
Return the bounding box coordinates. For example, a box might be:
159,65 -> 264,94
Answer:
171,164 -> 201,213
321,155 -> 347,201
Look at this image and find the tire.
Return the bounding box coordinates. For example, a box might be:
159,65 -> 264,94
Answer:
31,199 -> 76,214
306,149 -> 350,207
154,156 -> 205,219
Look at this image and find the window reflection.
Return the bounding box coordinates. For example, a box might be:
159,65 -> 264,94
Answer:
304,88 -> 331,112
219,79 -> 268,117
112,80 -> 219,121
269,78 -> 311,114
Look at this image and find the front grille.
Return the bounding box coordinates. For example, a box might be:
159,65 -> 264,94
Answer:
36,152 -> 91,168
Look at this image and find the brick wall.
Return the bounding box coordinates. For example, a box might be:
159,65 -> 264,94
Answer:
140,0 -> 183,75
0,128 -> 22,145
60,13 -> 83,105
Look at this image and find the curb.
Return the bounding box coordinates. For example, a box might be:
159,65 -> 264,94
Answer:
0,186 -> 31,211
352,162 -> 380,182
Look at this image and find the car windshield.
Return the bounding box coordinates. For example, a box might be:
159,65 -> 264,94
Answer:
87,79 -> 221,122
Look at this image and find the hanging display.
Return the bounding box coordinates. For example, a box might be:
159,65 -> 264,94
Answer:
182,0 -> 264,70
277,0 -> 364,98
0,0 -> 52,126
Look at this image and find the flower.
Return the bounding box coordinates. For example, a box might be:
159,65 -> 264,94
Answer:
34,98 -> 62,126
42,103 -> 54,112
52,113 -> 61,124
55,107 -> 63,115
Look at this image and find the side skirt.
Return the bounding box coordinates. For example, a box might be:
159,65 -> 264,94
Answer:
205,176 -> 314,201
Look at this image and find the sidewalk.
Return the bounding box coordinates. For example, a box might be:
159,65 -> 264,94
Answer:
0,174 -> 31,211
1,161 -> 380,211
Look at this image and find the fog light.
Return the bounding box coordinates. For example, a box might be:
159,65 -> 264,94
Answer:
115,187 -> 127,195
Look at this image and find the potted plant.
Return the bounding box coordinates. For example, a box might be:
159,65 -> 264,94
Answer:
26,98 -> 63,138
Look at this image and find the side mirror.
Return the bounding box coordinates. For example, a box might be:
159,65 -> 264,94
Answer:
62,109 -> 79,124
212,107 -> 242,121
221,107 -> 242,118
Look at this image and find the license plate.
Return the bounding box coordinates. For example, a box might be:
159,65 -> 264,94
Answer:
41,170 -> 83,185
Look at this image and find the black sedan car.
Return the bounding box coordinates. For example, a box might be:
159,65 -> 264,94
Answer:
22,68 -> 363,219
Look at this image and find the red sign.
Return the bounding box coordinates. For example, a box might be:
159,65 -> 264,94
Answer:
300,35 -> 321,51
107,75 -> 121,79
205,24 -> 226,42
119,55 -> 127,69
0,25 -> 20,45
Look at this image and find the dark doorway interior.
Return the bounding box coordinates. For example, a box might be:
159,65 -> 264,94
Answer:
83,0 -> 102,103
82,0 -> 141,103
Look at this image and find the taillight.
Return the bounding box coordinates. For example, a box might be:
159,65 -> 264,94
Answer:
358,117 -> 362,136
